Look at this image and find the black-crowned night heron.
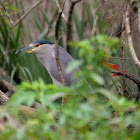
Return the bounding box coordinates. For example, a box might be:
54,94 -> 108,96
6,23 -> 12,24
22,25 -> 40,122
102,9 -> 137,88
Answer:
16,40 -> 77,86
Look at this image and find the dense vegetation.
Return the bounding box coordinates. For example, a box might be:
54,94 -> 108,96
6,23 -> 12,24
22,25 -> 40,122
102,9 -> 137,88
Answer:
0,0 -> 140,139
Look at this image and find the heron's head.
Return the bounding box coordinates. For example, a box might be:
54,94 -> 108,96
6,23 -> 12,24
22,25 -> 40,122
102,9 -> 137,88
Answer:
15,40 -> 54,54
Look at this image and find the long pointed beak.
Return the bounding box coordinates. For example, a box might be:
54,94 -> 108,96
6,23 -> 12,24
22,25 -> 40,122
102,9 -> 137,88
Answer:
15,46 -> 33,54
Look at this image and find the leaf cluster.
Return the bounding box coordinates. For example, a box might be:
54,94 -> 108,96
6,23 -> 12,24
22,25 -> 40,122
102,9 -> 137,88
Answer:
0,37 -> 140,140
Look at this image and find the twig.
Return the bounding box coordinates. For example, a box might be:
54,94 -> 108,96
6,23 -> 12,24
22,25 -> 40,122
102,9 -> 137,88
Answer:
54,0 -> 67,22
107,56 -> 140,61
45,9 -> 58,38
116,82 -> 135,96
125,0 -> 140,69
66,0 -> 82,53
104,14 -> 117,34
90,0 -> 105,36
115,16 -> 137,37
39,9 -> 58,39
0,0 -> 13,24
10,0 -> 43,29
89,0 -> 96,35
0,90 -> 9,105
111,71 -> 140,101
55,0 -> 67,105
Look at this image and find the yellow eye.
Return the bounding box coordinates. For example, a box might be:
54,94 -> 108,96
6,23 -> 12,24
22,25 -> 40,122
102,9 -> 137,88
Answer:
36,44 -> 39,47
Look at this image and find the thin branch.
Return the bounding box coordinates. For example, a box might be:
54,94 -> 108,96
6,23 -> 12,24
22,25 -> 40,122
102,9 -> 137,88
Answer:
0,0 -> 13,24
125,0 -> 140,69
10,0 -> 43,29
54,0 -> 67,22
90,0 -> 105,36
66,0 -> 82,53
104,14 -> 117,34
55,0 -> 67,105
115,16 -> 137,37
90,0 -> 99,36
89,0 -> 105,36
116,82 -> 135,96
111,72 -> 140,87
107,56 -> 140,61
89,0 -> 96,35
45,10 -> 58,37
40,9 -> 58,39
95,0 -> 106,11
111,71 -> 140,101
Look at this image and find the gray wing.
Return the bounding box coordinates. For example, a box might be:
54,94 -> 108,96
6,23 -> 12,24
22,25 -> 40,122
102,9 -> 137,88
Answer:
54,46 -> 74,65
49,46 -> 77,86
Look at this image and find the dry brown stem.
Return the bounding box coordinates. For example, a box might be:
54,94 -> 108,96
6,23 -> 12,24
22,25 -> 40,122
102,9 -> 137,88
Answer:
115,16 -> 137,37
54,0 -> 67,22
10,0 -> 43,29
66,0 -> 82,53
90,0 -> 105,36
55,0 -> 67,105
112,71 -> 140,101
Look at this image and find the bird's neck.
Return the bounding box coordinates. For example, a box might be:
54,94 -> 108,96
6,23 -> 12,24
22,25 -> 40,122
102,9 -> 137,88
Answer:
36,47 -> 52,72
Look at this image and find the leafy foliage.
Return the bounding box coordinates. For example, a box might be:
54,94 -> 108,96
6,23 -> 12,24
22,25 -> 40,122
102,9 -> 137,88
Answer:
0,1 -> 17,23
0,36 -> 140,139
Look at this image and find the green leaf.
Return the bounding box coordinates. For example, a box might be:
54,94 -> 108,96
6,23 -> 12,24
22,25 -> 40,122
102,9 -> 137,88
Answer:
15,23 -> 22,44
66,60 -> 82,73
97,88 -> 118,102
10,67 -> 17,84
90,73 -> 104,85
32,13 -> 44,32
39,6 -> 50,24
